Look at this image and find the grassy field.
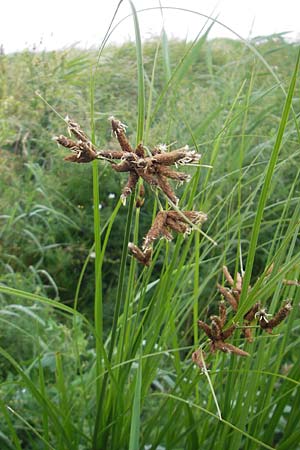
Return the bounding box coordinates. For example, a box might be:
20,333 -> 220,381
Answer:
0,4 -> 300,449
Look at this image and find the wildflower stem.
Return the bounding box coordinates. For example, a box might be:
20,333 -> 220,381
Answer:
200,350 -> 222,420
193,232 -> 200,403
109,194 -> 135,360
92,161 -> 103,391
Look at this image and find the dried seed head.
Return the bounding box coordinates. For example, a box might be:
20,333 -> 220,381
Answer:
121,171 -> 139,205
166,211 -> 207,227
97,150 -> 125,160
235,272 -> 243,292
141,209 -> 207,253
54,135 -> 78,151
143,211 -> 167,250
243,303 -> 261,342
219,302 -> 227,327
192,349 -> 207,369
217,283 -> 238,310
128,243 -> 152,266
213,341 -> 250,357
153,149 -> 189,166
198,320 -> 214,340
110,117 -> 133,153
66,118 -> 90,143
56,118 -> 98,163
109,116 -> 127,133
135,183 -> 145,208
111,160 -> 132,172
182,211 -> 208,225
210,317 -> 223,339
156,174 -> 179,205
260,301 -> 292,333
135,143 -> 145,158
176,150 -> 202,165
57,138 -> 97,163
156,165 -> 191,183
222,266 -> 234,286
221,323 -> 237,340
255,308 -> 272,326
243,327 -> 254,343
160,226 -> 173,241
165,214 -> 188,234
135,167 -> 158,186
244,302 -> 261,322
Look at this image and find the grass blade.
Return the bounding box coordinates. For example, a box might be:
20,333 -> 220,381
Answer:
235,49 -> 300,320
129,349 -> 143,450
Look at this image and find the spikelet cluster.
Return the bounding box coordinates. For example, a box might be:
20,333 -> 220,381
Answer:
55,117 -> 207,266
193,265 -> 294,364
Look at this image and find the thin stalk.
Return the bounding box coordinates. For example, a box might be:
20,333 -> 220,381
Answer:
92,157 -> 103,402
92,3 -> 145,448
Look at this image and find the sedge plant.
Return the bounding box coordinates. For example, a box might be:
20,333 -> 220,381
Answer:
0,3 -> 300,450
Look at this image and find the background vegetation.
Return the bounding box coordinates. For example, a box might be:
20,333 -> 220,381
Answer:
0,8 -> 300,449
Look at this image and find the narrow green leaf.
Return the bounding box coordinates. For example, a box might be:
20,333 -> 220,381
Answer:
130,0 -> 145,142
0,398 -> 22,450
129,352 -> 142,450
235,50 -> 300,321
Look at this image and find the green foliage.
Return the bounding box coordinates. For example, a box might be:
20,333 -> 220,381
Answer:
1,6 -> 300,449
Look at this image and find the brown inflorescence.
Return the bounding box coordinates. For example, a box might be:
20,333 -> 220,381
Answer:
197,302 -> 249,357
128,210 -> 207,266
54,118 -> 98,164
193,265 -> 294,366
55,116 -> 208,267
256,301 -> 292,334
127,243 -> 152,267
217,265 -> 294,341
55,116 -> 202,206
192,349 -> 207,370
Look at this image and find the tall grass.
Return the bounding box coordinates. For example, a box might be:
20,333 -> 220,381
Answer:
1,3 -> 300,450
